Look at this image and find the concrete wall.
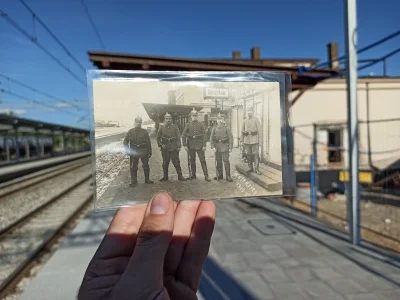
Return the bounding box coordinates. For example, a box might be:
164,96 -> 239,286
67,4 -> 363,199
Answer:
175,85 -> 205,106
291,78 -> 400,170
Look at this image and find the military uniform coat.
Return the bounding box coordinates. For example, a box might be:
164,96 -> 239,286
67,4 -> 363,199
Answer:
241,117 -> 262,145
123,127 -> 152,158
210,125 -> 233,153
157,123 -> 181,151
182,120 -> 207,151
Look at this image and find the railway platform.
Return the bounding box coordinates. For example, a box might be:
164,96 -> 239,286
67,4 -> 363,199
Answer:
19,197 -> 400,299
94,126 -> 130,148
0,151 -> 91,183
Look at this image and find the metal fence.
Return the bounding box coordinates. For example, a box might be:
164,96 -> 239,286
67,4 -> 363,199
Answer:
290,118 -> 400,253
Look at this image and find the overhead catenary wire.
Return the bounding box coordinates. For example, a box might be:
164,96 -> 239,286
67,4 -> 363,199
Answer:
316,30 -> 400,69
0,73 -> 86,110
0,88 -> 82,116
18,0 -> 87,73
357,47 -> 400,71
80,0 -> 106,50
0,9 -> 86,87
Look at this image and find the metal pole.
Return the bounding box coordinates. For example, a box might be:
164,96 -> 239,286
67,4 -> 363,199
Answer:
313,123 -> 319,196
383,59 -> 387,77
14,126 -> 20,161
344,0 -> 360,245
310,154 -> 317,215
261,93 -> 265,162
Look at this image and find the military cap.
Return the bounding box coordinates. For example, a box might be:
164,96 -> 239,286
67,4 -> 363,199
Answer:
191,108 -> 198,116
165,112 -> 172,118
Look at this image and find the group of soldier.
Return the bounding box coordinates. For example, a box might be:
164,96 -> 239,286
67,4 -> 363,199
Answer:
123,107 -> 262,187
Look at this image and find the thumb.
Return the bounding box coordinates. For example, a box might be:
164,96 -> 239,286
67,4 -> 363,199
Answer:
124,192 -> 174,282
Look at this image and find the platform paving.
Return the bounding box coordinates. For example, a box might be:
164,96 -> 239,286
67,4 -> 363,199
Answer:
20,198 -> 400,300
98,137 -> 280,208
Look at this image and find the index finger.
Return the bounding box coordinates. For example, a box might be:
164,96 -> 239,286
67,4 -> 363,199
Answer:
93,203 -> 147,259
175,201 -> 216,290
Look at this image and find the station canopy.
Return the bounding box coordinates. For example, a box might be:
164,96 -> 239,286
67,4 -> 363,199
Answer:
0,114 -> 89,134
142,103 -> 203,122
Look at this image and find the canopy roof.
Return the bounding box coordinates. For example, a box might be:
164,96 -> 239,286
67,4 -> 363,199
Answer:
142,103 -> 203,122
0,114 -> 89,134
88,51 -> 341,92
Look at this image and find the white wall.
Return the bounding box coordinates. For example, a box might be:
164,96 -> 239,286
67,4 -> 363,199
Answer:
291,78 -> 400,170
175,85 -> 204,106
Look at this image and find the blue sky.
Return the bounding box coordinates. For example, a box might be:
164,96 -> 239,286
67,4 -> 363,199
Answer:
1,0 -> 399,130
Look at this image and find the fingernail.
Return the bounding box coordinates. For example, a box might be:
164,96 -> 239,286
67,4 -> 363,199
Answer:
150,193 -> 170,215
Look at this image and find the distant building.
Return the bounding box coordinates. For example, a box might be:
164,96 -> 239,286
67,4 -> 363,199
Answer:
167,90 -> 176,105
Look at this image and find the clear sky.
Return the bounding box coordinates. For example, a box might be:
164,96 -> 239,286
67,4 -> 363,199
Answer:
1,0 -> 399,130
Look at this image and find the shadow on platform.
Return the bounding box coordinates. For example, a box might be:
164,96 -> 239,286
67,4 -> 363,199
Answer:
199,257 -> 257,299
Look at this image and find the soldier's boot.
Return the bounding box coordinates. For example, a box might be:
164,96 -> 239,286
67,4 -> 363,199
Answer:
225,162 -> 233,182
213,163 -> 223,180
177,172 -> 186,181
174,165 -> 186,181
201,161 -> 211,182
144,167 -> 154,184
247,155 -> 254,173
190,160 -> 197,179
254,155 -> 262,175
130,169 -> 138,187
160,166 -> 168,181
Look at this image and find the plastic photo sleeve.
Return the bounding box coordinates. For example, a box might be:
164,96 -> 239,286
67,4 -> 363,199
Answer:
87,70 -> 295,210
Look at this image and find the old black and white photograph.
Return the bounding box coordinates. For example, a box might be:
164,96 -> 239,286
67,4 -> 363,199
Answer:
92,80 -> 283,209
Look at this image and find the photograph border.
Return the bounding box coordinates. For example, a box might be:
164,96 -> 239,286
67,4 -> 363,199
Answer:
87,70 -> 295,211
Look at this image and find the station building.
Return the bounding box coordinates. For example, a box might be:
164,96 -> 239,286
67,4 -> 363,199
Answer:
88,46 -> 400,187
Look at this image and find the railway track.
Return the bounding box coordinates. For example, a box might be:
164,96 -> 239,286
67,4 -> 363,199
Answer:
0,157 -> 94,299
96,156 -> 127,182
0,157 -> 91,199
0,177 -> 93,299
0,150 -> 129,298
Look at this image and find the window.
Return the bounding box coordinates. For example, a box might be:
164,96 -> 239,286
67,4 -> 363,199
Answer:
327,129 -> 342,163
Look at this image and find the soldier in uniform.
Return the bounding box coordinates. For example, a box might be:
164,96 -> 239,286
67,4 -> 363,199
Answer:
123,116 -> 154,186
210,113 -> 233,182
241,107 -> 262,175
157,112 -> 186,181
182,109 -> 211,181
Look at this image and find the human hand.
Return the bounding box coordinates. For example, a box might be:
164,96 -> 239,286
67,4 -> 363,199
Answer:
212,148 -> 216,153
184,146 -> 188,152
78,193 -> 216,300
161,145 -> 166,150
